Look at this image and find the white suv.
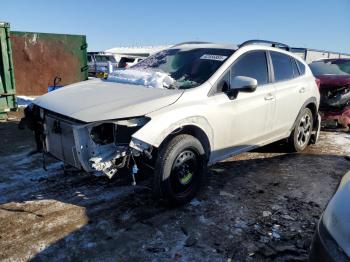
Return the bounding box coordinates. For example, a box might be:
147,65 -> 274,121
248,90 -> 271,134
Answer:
28,40 -> 321,205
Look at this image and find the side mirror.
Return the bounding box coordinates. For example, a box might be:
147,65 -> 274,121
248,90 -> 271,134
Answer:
230,76 -> 258,93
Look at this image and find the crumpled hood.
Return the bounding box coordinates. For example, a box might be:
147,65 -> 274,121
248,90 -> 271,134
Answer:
33,79 -> 183,122
317,75 -> 350,89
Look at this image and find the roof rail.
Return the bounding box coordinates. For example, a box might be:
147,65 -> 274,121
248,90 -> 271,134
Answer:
239,40 -> 290,51
171,41 -> 212,48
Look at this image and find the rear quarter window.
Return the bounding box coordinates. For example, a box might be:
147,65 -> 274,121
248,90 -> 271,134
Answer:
296,60 -> 306,75
292,59 -> 300,77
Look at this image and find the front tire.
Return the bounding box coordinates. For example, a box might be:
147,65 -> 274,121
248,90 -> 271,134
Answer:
288,108 -> 314,152
153,134 -> 207,206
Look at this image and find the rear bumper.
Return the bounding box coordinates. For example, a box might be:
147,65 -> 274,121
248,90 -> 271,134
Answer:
309,218 -> 349,262
322,106 -> 350,128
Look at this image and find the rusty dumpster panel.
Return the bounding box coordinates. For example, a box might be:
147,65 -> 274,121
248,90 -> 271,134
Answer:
11,31 -> 88,96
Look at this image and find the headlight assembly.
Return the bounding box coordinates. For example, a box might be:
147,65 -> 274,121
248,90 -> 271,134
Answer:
89,117 -> 150,145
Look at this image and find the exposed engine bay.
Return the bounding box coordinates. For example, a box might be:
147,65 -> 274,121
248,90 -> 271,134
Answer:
19,104 -> 153,180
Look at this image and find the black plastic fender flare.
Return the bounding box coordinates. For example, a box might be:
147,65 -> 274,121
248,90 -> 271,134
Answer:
291,97 -> 318,131
290,97 -> 320,144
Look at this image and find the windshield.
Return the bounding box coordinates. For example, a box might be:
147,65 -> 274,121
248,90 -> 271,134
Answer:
130,48 -> 234,89
309,60 -> 350,76
95,55 -> 116,63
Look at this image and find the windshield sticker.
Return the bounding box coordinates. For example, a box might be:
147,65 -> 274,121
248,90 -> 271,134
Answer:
200,54 -> 228,61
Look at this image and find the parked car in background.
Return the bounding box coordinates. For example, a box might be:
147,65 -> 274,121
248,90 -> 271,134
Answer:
309,170 -> 350,261
118,56 -> 144,68
23,40 -> 320,205
87,52 -> 119,77
309,59 -> 350,129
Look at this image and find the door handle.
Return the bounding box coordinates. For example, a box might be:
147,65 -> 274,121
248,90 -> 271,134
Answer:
299,87 -> 306,93
264,94 -> 274,101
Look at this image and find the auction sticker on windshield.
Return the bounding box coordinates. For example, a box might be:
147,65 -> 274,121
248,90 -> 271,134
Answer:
200,54 -> 228,61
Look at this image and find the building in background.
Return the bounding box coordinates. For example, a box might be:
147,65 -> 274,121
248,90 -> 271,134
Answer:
290,48 -> 350,63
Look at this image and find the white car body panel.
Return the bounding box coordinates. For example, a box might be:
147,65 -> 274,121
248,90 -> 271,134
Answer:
134,45 -> 319,164
33,43 -> 320,175
33,78 -> 183,122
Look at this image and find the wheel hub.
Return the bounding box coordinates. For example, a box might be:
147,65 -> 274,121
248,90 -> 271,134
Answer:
297,114 -> 311,147
179,165 -> 193,185
171,150 -> 198,192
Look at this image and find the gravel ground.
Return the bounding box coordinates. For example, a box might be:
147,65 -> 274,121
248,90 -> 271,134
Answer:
0,117 -> 349,262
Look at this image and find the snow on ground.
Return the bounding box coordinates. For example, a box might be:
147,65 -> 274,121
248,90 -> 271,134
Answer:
1,129 -> 350,261
16,96 -> 36,107
107,69 -> 175,89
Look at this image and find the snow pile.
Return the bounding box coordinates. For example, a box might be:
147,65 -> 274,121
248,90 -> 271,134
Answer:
107,69 -> 175,89
16,96 -> 36,107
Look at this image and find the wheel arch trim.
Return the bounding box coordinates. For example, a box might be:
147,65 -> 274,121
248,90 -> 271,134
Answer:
291,97 -> 318,131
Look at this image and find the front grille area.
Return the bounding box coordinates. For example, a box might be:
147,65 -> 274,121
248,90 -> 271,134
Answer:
45,114 -> 81,169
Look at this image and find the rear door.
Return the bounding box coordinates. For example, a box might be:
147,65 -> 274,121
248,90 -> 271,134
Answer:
269,51 -> 304,137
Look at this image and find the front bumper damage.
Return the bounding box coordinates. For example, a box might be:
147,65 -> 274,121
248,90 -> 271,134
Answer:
319,84 -> 350,129
59,116 -> 153,178
73,117 -> 153,179
321,107 -> 350,129
23,105 -> 153,179
87,138 -> 152,179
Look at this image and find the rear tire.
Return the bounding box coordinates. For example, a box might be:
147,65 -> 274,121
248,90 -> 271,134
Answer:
153,134 -> 207,206
288,108 -> 314,152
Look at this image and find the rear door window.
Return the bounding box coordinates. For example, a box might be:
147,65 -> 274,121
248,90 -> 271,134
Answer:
231,51 -> 269,86
271,52 -> 294,82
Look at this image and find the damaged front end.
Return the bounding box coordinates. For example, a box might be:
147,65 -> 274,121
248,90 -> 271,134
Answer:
21,105 -> 153,179
310,60 -> 350,130
77,117 -> 153,178
319,84 -> 350,129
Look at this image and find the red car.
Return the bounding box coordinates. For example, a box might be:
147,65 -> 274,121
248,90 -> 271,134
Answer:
309,59 -> 350,129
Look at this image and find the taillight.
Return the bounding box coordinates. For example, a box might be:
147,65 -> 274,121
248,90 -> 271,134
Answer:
315,78 -> 321,90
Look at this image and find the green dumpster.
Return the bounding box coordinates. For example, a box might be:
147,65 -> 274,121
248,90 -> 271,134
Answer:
0,22 -> 88,119
0,22 -> 16,120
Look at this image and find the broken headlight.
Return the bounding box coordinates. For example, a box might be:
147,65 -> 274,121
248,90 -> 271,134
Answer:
114,117 -> 150,145
114,117 -> 150,127
90,123 -> 115,145
90,117 -> 150,145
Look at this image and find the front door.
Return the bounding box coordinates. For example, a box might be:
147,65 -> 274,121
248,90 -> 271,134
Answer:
210,50 -> 276,161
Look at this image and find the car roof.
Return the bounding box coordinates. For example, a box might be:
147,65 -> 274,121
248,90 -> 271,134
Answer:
171,42 -> 299,54
171,42 -> 238,50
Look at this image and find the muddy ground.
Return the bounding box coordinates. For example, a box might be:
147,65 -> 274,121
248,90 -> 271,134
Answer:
0,114 -> 350,262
